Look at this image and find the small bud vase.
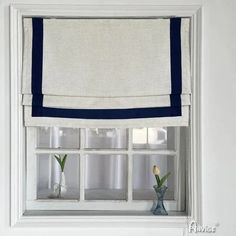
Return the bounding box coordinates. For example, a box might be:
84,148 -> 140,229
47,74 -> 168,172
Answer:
58,172 -> 67,198
152,185 -> 168,215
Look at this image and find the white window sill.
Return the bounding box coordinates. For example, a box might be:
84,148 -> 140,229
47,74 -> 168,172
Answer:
11,210 -> 191,228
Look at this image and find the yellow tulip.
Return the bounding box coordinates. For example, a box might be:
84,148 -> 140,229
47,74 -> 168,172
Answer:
153,165 -> 160,176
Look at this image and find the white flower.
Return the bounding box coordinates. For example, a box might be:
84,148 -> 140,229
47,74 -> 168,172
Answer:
153,165 -> 160,176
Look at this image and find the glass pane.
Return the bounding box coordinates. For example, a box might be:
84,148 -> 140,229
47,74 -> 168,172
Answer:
37,127 -> 80,149
132,127 -> 175,150
85,154 -> 127,200
132,155 -> 175,200
37,154 -> 80,199
84,128 -> 128,149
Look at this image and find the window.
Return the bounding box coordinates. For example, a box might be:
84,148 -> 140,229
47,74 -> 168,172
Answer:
26,126 -> 188,213
10,4 -> 202,227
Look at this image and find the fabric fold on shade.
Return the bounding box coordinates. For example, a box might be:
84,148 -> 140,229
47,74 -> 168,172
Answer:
22,94 -> 191,109
24,106 -> 190,128
22,17 -> 191,128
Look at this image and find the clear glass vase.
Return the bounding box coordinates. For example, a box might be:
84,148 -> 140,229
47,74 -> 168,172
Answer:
152,185 -> 168,215
53,171 -> 67,198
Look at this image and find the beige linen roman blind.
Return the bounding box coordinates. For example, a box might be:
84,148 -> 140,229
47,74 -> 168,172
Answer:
22,17 -> 191,128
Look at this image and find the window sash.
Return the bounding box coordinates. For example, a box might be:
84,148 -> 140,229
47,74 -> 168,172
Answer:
26,127 -> 185,212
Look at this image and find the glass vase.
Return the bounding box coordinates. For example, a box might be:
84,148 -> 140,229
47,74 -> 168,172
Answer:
53,171 -> 67,198
152,185 -> 168,215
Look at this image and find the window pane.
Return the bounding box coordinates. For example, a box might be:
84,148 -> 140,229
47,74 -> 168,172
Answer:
85,154 -> 127,200
37,154 -> 80,199
84,128 -> 128,149
132,127 -> 175,150
133,154 -> 175,200
37,127 -> 80,149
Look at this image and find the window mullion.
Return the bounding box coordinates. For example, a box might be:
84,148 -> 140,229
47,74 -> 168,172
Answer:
79,128 -> 85,201
127,128 -> 133,202
34,149 -> 80,154
175,127 -> 182,211
48,127 -> 53,190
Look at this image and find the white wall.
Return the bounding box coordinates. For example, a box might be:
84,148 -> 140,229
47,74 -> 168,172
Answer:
1,0 -> 236,235
201,0 -> 236,235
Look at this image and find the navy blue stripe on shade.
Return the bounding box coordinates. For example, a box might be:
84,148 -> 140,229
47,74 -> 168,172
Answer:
170,94 -> 181,107
31,18 -> 44,97
170,18 -> 182,95
30,17 -> 183,119
32,106 -> 182,119
32,94 -> 43,106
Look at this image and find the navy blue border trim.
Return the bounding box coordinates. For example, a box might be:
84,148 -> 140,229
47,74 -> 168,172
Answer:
170,18 -> 182,108
32,106 -> 181,119
31,17 -> 182,120
31,18 -> 43,109
31,18 -> 43,96
170,18 -> 182,96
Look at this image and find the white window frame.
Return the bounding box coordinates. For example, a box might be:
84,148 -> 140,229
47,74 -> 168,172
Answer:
26,127 -> 184,212
10,3 -> 202,228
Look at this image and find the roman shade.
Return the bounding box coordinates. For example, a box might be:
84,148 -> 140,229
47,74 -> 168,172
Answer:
22,17 -> 191,128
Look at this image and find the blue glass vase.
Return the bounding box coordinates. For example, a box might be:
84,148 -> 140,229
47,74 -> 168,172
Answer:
152,185 -> 168,215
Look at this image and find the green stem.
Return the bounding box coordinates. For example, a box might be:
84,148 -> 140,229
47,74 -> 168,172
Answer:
155,175 -> 161,187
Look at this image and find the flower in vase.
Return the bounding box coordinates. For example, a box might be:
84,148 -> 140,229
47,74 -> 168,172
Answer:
53,154 -> 68,198
152,165 -> 170,215
152,165 -> 171,188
